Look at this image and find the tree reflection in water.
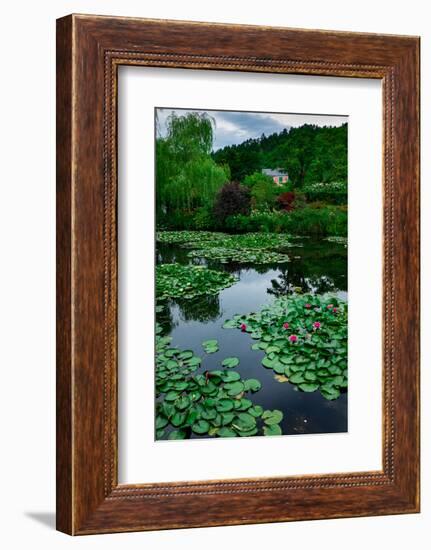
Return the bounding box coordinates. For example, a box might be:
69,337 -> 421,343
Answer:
176,293 -> 222,323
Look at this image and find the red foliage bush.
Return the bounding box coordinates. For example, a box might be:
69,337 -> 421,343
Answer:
277,191 -> 296,212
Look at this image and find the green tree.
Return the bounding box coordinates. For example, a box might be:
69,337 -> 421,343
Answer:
156,112 -> 228,216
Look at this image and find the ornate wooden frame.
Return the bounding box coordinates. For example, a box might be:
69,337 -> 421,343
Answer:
56,14 -> 420,535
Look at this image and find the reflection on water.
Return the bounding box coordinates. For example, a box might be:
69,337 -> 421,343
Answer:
156,238 -> 348,436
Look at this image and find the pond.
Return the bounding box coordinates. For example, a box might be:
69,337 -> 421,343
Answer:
156,237 -> 348,438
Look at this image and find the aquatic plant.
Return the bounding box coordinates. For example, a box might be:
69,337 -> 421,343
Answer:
223,294 -> 347,400
156,263 -> 237,300
156,230 -> 229,245
187,247 -> 290,264
157,230 -> 294,250
155,325 -> 282,439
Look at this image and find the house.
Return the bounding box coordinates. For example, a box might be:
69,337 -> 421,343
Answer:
262,168 -> 289,185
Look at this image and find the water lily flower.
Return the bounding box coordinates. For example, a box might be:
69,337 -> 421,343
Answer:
313,321 -> 321,329
240,323 -> 247,332
283,322 -> 290,329
327,304 -> 334,309
289,334 -> 298,343
305,303 -> 311,309
333,307 -> 338,313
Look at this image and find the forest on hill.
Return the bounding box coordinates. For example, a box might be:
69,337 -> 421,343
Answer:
212,123 -> 348,186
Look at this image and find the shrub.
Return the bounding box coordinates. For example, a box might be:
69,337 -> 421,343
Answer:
213,182 -> 251,226
242,171 -> 274,188
225,206 -> 347,236
302,182 -> 347,205
193,206 -> 216,230
277,192 -> 296,211
251,180 -> 277,210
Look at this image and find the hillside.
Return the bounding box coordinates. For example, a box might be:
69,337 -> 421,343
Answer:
212,123 -> 347,186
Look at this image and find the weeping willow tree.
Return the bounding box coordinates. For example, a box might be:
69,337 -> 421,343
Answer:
156,111 -> 229,217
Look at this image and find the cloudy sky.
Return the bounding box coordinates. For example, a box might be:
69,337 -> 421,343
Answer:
156,107 -> 347,151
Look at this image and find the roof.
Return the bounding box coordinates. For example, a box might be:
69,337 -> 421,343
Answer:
262,168 -> 288,177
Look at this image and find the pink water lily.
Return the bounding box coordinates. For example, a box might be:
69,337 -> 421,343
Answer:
327,304 -> 334,309
305,303 -> 311,309
289,334 -> 298,343
333,307 -> 338,313
283,322 -> 290,329
313,321 -> 321,329
240,323 -> 247,332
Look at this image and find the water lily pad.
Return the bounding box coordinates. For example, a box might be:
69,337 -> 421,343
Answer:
221,357 -> 240,368
171,411 -> 187,426
168,429 -> 187,440
225,381 -> 245,397
215,398 -> 234,412
263,424 -> 282,436
221,371 -> 241,383
202,339 -> 219,354
262,409 -> 283,425
156,415 -> 168,429
236,398 -> 253,411
175,395 -> 191,410
243,379 -> 262,392
164,391 -> 180,402
320,385 -> 341,400
298,383 -> 319,392
192,420 -> 210,434
249,405 -> 264,417
178,350 -> 194,360
217,427 -> 237,437
289,372 -> 305,384
157,263 -> 237,300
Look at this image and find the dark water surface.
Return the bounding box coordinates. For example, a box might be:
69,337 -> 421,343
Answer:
157,238 -> 348,436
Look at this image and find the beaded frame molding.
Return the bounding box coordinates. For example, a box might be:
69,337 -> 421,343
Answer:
56,14 -> 420,535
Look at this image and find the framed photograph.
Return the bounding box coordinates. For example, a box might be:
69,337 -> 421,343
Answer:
56,14 -> 420,535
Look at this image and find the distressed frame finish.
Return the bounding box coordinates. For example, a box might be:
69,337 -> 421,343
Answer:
56,14 -> 420,535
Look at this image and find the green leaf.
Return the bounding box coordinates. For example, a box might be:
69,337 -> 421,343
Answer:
175,395 -> 190,410
203,339 -> 218,346
215,398 -> 234,412
249,405 -> 264,418
217,427 -> 237,437
222,319 -> 237,329
155,415 -> 168,429
192,420 -> 210,434
289,372 -> 305,384
221,371 -> 241,383
178,350 -> 193,360
221,412 -> 235,425
164,391 -> 180,401
225,381 -> 245,397
262,357 -> 275,369
168,429 -> 187,440
321,386 -> 341,400
262,409 -> 283,425
298,383 -> 319,392
263,424 -> 282,436
236,398 -> 252,411
186,356 -> 201,367
243,378 -> 262,392
156,428 -> 165,439
171,411 -> 187,426
273,363 -> 286,374
222,357 -> 240,368
201,408 -> 217,420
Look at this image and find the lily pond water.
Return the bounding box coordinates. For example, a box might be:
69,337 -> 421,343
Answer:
155,233 -> 348,440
